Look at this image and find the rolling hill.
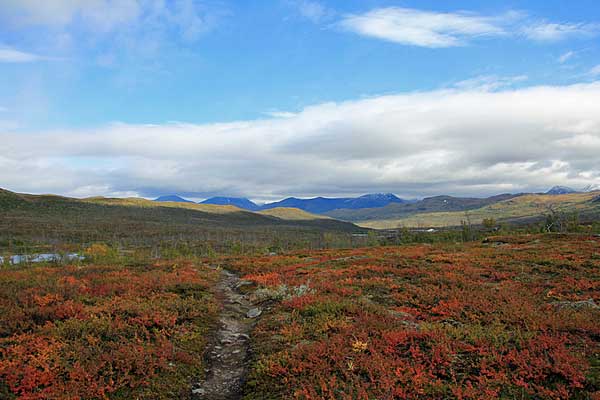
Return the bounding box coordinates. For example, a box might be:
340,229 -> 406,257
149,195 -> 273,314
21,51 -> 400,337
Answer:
87,196 -> 241,214
258,207 -> 331,220
325,193 -> 519,222
0,188 -> 365,252
358,191 -> 600,228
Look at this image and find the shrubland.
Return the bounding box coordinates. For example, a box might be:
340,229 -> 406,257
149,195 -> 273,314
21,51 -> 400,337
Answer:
221,234 -> 600,399
0,260 -> 219,399
1,198 -> 599,399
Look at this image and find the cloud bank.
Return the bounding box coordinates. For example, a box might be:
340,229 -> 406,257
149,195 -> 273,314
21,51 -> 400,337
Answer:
1,82 -> 600,200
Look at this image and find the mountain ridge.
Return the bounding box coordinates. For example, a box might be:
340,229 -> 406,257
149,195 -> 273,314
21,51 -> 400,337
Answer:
546,186 -> 577,195
325,193 -> 520,222
358,190 -> 600,229
154,195 -> 194,203
152,192 -> 407,213
259,193 -> 405,213
201,197 -> 260,211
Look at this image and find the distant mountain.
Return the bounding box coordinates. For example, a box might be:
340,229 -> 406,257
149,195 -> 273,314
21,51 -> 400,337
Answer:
260,193 -> 405,214
543,185 -> 600,195
546,186 -> 577,195
357,191 -> 600,229
325,194 -> 520,222
581,184 -> 600,192
201,197 -> 260,211
154,195 -> 194,203
345,193 -> 405,209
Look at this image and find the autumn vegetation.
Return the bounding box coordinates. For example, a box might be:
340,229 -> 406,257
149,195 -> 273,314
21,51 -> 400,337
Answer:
0,258 -> 219,399
221,234 -> 600,399
0,204 -> 599,399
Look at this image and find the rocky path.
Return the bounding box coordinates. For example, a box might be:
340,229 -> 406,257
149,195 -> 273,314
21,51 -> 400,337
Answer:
192,268 -> 260,400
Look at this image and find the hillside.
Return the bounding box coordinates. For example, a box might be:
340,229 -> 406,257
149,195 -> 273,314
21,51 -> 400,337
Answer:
258,207 -> 331,220
359,191 -> 600,228
0,189 -> 364,252
326,193 -> 518,222
86,196 -> 241,214
0,188 -> 26,208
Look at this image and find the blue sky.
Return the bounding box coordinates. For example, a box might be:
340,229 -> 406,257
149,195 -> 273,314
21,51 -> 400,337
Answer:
1,1 -> 600,200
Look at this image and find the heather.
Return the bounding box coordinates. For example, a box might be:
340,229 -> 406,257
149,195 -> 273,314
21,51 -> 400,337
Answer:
224,235 -> 600,399
0,261 -> 219,399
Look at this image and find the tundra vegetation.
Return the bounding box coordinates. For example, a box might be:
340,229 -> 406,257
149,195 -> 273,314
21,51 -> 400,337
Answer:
0,255 -> 220,399
0,189 -> 599,399
1,234 -> 598,399
223,234 -> 600,399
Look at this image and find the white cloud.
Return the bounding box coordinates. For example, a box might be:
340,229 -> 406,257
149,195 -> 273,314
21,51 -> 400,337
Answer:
0,0 -> 222,74
338,7 -> 600,48
290,0 -> 329,23
522,22 -> 600,41
0,46 -> 43,62
339,7 -> 511,47
2,82 -> 600,199
558,51 -> 575,63
589,65 -> 600,77
11,0 -> 215,35
0,0 -> 140,30
0,0 -> 219,44
264,110 -> 297,118
453,75 -> 528,91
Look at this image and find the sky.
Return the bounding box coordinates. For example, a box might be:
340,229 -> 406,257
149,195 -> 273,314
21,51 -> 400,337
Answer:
1,0 -> 600,202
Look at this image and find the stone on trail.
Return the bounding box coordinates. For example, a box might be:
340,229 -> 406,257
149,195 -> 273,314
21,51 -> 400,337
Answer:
246,307 -> 262,318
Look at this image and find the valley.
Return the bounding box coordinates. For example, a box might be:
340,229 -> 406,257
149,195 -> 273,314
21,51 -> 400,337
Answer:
157,189 -> 600,230
1,188 -> 599,399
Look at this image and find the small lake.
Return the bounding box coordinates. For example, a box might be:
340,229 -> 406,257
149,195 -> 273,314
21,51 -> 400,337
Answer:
0,253 -> 84,265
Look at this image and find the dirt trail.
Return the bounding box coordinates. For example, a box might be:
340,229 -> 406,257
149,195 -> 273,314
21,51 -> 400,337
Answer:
192,269 -> 259,400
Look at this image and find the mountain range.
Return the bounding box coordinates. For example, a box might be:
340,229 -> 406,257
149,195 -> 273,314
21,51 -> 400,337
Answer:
155,193 -> 405,213
155,186 -> 600,215
3,187 -> 599,232
259,193 -> 405,213
545,186 -> 578,195
200,197 -> 261,211
154,195 -> 194,203
545,185 -> 600,195
324,193 -> 519,222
